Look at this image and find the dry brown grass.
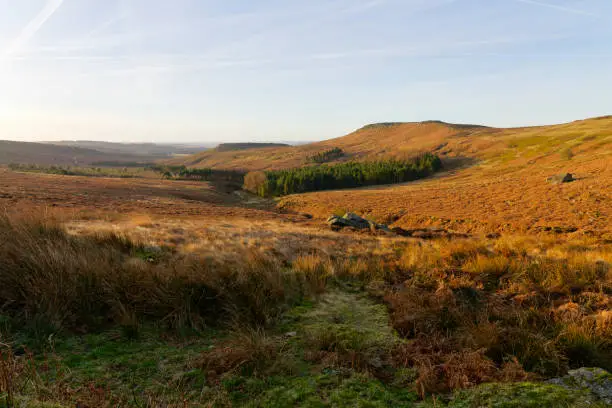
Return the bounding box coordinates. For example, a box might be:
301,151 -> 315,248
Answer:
0,197 -> 610,400
0,168 -> 276,220
187,231 -> 610,395
200,328 -> 290,381
281,150 -> 611,236
381,237 -> 612,394
0,346 -> 18,407
2,117 -> 610,405
0,212 -> 325,335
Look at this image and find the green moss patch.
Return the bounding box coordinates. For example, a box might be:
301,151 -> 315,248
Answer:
421,382 -> 605,408
244,373 -> 417,408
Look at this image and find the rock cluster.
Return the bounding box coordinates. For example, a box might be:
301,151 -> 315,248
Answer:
327,212 -> 469,239
327,212 -> 392,234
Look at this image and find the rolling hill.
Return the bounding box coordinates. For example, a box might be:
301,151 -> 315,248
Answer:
0,140 -> 156,166
45,141 -> 212,157
170,121 -> 479,170
172,116 -> 612,236
279,116 -> 612,235
171,117 -> 612,172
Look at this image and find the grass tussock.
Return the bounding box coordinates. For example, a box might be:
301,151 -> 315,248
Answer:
0,213 -> 318,337
200,328 -> 292,381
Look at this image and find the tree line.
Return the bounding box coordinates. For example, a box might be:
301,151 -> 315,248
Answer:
8,163 -> 245,183
150,165 -> 245,182
244,153 -> 443,197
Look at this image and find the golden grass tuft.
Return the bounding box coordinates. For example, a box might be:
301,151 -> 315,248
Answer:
0,213 -> 316,334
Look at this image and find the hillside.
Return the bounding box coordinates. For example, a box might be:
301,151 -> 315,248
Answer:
171,117 -> 612,172
281,116 -> 612,235
215,142 -> 291,152
46,140 -> 212,157
0,140 -> 156,166
171,121 -> 481,170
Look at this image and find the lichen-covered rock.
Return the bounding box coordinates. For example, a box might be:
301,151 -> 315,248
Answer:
327,212 -> 390,233
547,367 -> 612,404
327,215 -> 352,231
343,212 -> 370,229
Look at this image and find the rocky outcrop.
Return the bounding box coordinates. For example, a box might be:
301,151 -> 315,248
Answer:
327,213 -> 391,234
547,367 -> 612,404
547,173 -> 575,184
327,212 -> 468,239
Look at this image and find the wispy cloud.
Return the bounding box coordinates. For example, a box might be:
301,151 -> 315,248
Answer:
4,0 -> 65,55
512,0 -> 600,17
43,31 -> 563,79
84,12 -> 130,40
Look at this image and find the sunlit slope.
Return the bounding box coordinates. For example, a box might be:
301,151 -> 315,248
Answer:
170,121 -> 490,170
172,116 -> 611,172
278,116 -> 612,235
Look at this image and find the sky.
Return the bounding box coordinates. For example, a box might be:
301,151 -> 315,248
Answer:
0,0 -> 611,143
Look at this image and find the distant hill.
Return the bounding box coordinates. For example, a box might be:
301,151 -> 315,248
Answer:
168,120 -> 494,170
0,140 -> 156,166
215,143 -> 291,152
169,117 -> 612,171
45,141 -> 212,157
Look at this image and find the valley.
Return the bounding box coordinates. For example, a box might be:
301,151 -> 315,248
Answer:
0,116 -> 610,407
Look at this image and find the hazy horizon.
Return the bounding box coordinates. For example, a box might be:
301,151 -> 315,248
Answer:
1,0 -> 611,143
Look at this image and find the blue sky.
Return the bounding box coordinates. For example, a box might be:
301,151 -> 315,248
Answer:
1,0 -> 611,143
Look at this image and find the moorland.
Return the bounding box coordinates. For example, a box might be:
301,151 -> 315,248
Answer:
0,116 -> 610,407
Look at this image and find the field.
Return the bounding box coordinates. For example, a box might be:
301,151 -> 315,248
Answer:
0,116 -> 611,407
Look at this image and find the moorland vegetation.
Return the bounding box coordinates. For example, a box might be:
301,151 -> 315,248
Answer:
0,211 -> 609,406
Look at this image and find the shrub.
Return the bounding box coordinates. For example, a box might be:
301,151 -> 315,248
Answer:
308,147 -> 344,163
243,171 -> 269,196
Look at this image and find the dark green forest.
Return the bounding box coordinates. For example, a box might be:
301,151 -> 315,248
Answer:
245,153 -> 443,197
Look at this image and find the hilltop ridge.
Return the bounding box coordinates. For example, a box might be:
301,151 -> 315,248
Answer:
215,142 -> 291,152
171,116 -> 612,171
